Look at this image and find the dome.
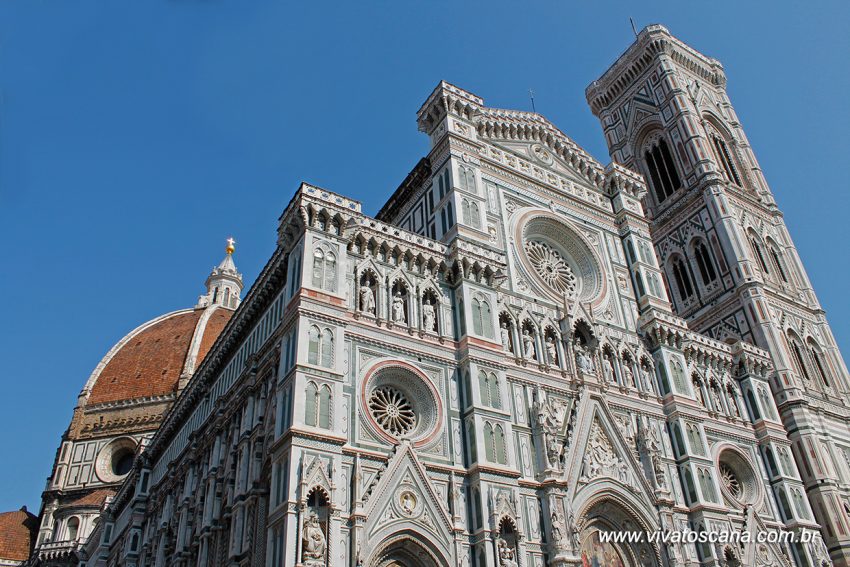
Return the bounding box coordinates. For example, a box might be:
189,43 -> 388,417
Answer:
83,307 -> 233,406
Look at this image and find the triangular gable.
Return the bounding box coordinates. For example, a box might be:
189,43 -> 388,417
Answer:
488,140 -> 590,186
565,396 -> 656,507
363,441 -> 453,549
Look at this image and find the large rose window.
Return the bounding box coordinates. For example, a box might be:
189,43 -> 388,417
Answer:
361,362 -> 442,447
515,213 -> 604,302
525,240 -> 577,296
717,449 -> 761,506
719,463 -> 741,499
368,386 -> 416,436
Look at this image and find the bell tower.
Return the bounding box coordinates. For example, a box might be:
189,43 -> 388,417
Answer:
588,25 -> 850,566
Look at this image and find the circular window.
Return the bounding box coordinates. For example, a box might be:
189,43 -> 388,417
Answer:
516,213 -> 604,303
524,240 -> 577,296
361,361 -> 442,447
717,449 -> 760,506
95,437 -> 138,483
369,386 -> 416,436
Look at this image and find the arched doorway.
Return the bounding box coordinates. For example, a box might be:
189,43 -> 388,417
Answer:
370,532 -> 448,567
577,497 -> 659,567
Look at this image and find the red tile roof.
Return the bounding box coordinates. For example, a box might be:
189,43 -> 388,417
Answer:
0,508 -> 37,562
87,308 -> 232,406
58,489 -> 115,511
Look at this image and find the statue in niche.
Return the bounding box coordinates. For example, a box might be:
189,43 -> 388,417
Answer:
500,322 -> 512,353
693,379 -> 705,406
727,387 -> 741,418
546,336 -> 558,366
640,364 -> 655,393
391,290 -> 406,324
575,343 -> 594,374
622,362 -> 635,388
301,512 -> 326,564
551,507 -> 568,550
522,328 -> 536,360
711,383 -> 724,413
422,298 -> 436,332
603,355 -> 615,384
359,281 -> 375,314
497,537 -> 518,567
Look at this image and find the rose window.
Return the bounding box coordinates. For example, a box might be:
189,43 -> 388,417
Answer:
524,240 -> 577,296
719,463 -> 741,498
368,386 -> 416,436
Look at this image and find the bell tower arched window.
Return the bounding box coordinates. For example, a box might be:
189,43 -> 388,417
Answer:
693,241 -> 718,285
711,135 -> 742,186
749,234 -> 770,275
644,137 -> 682,203
671,256 -> 695,301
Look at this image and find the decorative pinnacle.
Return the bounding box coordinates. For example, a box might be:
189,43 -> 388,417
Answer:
225,237 -> 236,255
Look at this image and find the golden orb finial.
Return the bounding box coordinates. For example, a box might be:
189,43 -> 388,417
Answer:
225,237 -> 236,255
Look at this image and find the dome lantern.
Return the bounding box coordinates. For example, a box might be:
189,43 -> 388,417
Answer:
197,238 -> 244,309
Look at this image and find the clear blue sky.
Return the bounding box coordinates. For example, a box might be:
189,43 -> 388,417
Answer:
0,2 -> 847,513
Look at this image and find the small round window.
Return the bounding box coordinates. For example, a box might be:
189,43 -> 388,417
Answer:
95,437 -> 138,483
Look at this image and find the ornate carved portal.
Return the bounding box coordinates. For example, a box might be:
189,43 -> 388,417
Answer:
370,533 -> 447,567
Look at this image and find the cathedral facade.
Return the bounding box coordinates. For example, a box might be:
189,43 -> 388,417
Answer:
29,25 -> 850,567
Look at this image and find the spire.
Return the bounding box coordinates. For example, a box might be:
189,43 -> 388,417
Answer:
197,238 -> 244,309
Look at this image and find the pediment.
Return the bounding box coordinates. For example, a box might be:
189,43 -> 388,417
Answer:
565,396 -> 656,507
363,441 -> 453,548
487,139 -> 592,186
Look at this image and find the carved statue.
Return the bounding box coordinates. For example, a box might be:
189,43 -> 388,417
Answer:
522,329 -> 536,360
622,363 -> 635,388
711,384 -> 724,414
391,290 -> 406,324
422,298 -> 436,332
545,433 -> 563,470
640,364 -> 655,393
301,512 -> 326,563
359,283 -> 375,314
550,505 -> 569,551
500,322 -> 512,353
727,388 -> 741,418
546,336 -> 558,367
603,356 -> 615,384
497,537 -> 518,567
575,344 -> 594,374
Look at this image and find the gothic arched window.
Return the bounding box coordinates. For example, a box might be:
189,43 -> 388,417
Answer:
494,424 -> 507,464
311,248 -> 337,292
766,242 -> 789,283
462,199 -> 481,229
749,233 -> 770,275
692,241 -> 718,285
318,385 -> 331,429
459,165 -> 476,194
472,297 -> 493,339
788,333 -> 811,382
67,517 -> 80,541
308,325 -> 334,368
644,137 -> 682,203
807,339 -> 832,389
483,422 -> 495,462
711,134 -> 742,186
671,256 -> 695,301
305,381 -> 318,427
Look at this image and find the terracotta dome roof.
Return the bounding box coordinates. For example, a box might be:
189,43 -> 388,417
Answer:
0,508 -> 37,562
85,307 -> 233,406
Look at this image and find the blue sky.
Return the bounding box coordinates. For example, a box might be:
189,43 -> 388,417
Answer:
0,1 -> 848,513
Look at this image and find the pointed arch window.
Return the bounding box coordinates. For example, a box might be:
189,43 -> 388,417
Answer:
459,165 -> 477,194
494,424 -> 506,464
711,135 -> 742,186
478,371 -> 501,409
808,340 -> 832,389
483,423 -> 495,462
308,325 -> 334,368
305,382 -> 318,427
472,297 -> 494,339
789,335 -> 811,382
693,241 -> 718,284
769,246 -> 789,283
644,137 -> 682,203
750,235 -> 770,274
311,248 -> 337,292
305,382 -> 331,429
671,257 -> 695,300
